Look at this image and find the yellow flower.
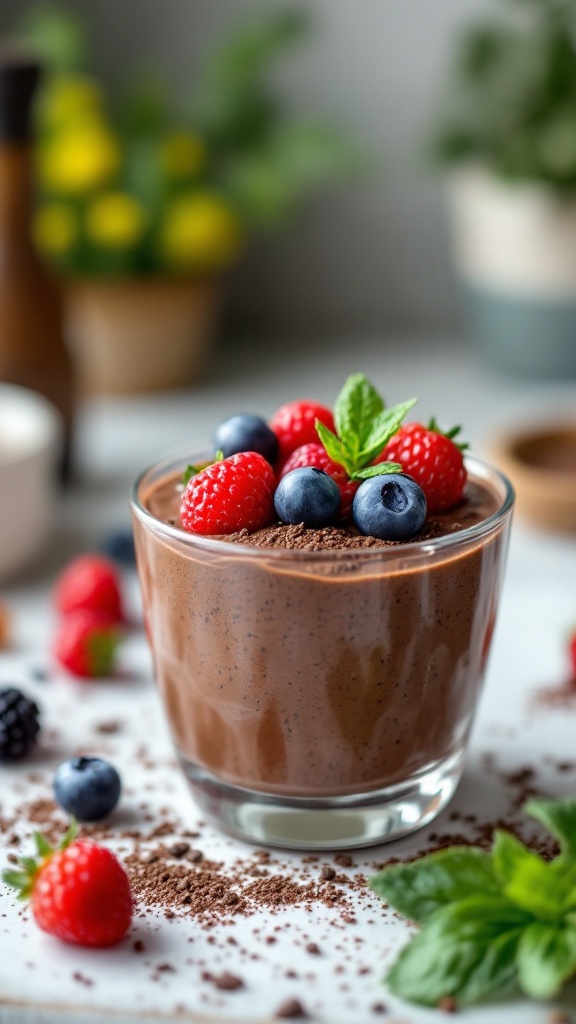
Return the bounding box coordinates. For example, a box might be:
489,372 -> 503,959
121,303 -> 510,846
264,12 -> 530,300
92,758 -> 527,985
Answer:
85,193 -> 147,249
37,75 -> 105,132
33,203 -> 78,256
160,132 -> 206,180
159,193 -> 244,271
38,125 -> 120,195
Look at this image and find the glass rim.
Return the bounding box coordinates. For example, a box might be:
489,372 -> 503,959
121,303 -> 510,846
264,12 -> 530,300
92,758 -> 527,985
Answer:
130,447 -> 515,562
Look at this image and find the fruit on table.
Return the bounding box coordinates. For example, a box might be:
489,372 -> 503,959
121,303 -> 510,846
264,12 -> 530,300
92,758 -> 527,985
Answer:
274,467 -> 341,527
2,823 -> 132,947
0,686 -> 40,761
54,553 -> 124,622
53,608 -> 121,677
53,756 -> 121,821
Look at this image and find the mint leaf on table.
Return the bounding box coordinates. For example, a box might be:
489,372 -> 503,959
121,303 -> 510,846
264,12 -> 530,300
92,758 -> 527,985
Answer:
315,372 -> 416,479
517,921 -> 576,999
369,794 -> 576,1009
369,846 -> 500,923
386,896 -> 529,1007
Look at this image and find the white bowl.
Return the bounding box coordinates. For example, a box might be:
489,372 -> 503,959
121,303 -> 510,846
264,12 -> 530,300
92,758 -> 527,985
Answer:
0,385 -> 63,580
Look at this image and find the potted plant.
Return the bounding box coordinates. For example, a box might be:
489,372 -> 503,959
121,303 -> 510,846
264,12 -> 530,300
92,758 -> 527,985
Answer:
19,6 -> 358,394
433,0 -> 576,378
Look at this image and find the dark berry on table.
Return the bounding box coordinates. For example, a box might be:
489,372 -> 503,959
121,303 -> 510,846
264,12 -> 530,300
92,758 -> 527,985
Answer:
214,413 -> 279,463
352,473 -> 427,541
0,687 -> 40,761
274,467 -> 341,527
53,756 -> 121,821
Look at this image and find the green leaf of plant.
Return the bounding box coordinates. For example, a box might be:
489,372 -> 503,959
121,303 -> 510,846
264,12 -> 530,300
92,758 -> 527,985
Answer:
333,373 -> 385,459
314,420 -> 354,475
516,921 -> 576,999
2,869 -> 30,889
34,832 -> 52,858
369,846 -> 501,924
493,831 -> 573,921
358,398 -> 418,465
354,462 -> 403,480
524,797 -> 576,860
386,896 -> 529,1007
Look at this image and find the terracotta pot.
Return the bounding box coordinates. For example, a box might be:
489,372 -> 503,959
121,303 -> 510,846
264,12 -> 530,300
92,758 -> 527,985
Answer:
65,277 -> 221,394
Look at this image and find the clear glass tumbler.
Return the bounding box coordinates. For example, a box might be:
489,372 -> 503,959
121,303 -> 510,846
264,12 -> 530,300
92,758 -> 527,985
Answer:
131,451 -> 514,850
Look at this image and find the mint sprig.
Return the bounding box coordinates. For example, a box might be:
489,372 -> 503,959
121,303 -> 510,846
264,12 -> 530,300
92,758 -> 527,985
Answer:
315,373 -> 416,479
182,450 -> 224,486
369,795 -> 576,1007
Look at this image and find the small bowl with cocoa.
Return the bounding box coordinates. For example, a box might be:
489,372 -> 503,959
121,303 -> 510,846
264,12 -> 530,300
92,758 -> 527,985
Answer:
491,421 -> 576,533
131,375 -> 515,850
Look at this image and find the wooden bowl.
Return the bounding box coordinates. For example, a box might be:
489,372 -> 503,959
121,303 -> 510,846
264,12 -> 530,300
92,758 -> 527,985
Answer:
491,423 -> 576,533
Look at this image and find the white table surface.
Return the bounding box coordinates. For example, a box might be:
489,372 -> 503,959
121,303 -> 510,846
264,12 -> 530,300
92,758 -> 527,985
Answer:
2,335 -> 576,1024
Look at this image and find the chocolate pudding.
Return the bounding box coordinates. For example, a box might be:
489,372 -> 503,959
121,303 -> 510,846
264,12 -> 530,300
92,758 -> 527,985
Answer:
132,455 -> 513,808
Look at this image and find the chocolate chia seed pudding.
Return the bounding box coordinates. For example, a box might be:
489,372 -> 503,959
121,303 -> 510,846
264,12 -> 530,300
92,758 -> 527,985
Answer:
132,451 -> 514,848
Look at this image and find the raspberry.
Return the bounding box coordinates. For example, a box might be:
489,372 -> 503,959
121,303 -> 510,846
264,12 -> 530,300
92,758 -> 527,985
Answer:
3,825 -> 132,947
280,443 -> 359,519
180,452 -> 275,535
54,608 -> 121,678
376,422 -> 467,513
54,554 -> 124,622
269,400 -> 335,465
0,687 -> 40,761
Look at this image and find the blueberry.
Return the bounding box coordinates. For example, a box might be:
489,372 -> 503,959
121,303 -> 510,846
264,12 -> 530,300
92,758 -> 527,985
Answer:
274,467 -> 340,527
352,473 -> 427,541
53,756 -> 121,821
100,528 -> 136,567
214,413 -> 279,463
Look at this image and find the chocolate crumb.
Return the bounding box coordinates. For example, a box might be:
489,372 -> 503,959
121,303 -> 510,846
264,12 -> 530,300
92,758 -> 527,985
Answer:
370,1002 -> 388,1014
94,720 -> 122,734
133,940 -> 145,953
334,854 -> 353,867
275,997 -> 308,1019
168,842 -> 190,858
548,1013 -> 572,1024
72,972 -> 93,987
208,971 -> 244,991
305,942 -> 320,955
438,995 -> 458,1013
320,865 -> 336,881
156,963 -> 175,973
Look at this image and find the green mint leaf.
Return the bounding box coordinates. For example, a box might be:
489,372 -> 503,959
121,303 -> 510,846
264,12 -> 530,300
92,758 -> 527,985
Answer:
183,464 -> 201,486
369,846 -> 501,924
358,398 -> 417,465
386,896 -> 528,1007
517,921 -> 576,999
315,420 -> 355,476
493,831 -> 573,921
524,797 -> 576,861
334,373 -> 385,460
354,462 -> 403,480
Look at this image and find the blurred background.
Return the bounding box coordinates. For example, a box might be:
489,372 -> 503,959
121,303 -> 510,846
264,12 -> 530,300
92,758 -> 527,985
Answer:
0,0 -> 501,355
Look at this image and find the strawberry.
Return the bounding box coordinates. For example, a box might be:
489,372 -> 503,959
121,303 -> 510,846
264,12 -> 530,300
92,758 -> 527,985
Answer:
180,451 -> 275,535
280,443 -> 359,519
54,554 -> 124,623
376,421 -> 467,513
269,400 -> 335,466
569,631 -> 576,681
2,823 -> 132,947
54,608 -> 121,678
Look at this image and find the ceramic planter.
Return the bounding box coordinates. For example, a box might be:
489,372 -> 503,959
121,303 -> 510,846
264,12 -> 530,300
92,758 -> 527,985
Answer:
448,166 -> 576,378
65,277 -> 221,394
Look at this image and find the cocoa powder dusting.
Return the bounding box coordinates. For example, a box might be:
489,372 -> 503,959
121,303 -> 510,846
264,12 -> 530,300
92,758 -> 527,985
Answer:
225,518 -> 462,551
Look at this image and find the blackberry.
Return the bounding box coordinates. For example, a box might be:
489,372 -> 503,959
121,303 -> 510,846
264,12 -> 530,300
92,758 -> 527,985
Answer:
0,687 -> 40,761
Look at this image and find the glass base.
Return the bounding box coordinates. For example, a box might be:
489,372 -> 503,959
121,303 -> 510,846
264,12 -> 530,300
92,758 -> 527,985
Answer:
178,748 -> 465,850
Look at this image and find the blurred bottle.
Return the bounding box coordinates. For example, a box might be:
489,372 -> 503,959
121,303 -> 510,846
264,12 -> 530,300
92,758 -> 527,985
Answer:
0,46 -> 74,478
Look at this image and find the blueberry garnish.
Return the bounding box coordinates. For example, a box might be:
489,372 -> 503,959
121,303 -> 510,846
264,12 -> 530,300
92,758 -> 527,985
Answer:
214,413 -> 279,463
53,756 -> 121,821
352,473 -> 427,541
274,467 -> 340,527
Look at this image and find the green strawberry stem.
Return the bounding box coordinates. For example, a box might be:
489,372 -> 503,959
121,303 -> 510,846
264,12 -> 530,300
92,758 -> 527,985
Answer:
2,819 -> 78,899
315,372 -> 417,478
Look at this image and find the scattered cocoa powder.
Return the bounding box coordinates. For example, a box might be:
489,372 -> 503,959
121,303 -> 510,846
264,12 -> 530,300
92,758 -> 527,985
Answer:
203,970 -> 244,991
274,997 -> 308,1019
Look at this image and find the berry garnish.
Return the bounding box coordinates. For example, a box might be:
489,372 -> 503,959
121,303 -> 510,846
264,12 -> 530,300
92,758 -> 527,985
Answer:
280,443 -> 360,519
180,451 -> 275,535
54,609 -> 121,678
2,822 -> 132,947
0,687 -> 40,761
352,474 -> 427,541
54,554 -> 124,623
53,756 -> 121,821
274,467 -> 341,527
269,400 -> 335,465
569,630 -> 576,683
376,421 -> 467,513
214,413 -> 279,463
